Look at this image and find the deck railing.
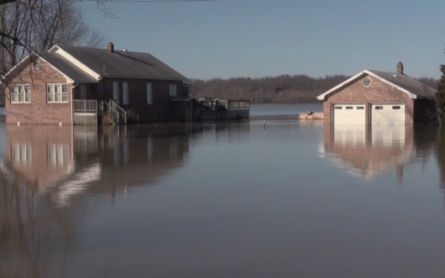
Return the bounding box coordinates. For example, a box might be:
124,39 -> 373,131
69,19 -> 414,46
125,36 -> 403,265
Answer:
100,100 -> 127,125
73,100 -> 97,113
228,100 -> 250,110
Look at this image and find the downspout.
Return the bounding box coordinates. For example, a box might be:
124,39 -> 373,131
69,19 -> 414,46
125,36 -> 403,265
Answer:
70,82 -> 79,165
71,82 -> 79,125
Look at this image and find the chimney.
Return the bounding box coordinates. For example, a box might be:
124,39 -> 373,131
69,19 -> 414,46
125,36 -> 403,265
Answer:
107,42 -> 114,53
397,61 -> 403,74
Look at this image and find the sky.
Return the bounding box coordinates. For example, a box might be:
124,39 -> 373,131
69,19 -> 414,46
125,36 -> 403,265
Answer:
80,0 -> 445,80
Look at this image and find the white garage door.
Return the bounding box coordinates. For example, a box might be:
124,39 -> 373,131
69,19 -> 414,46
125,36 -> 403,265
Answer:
371,104 -> 405,125
333,104 -> 366,124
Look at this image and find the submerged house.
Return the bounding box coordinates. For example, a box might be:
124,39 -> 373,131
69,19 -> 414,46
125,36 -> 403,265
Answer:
2,42 -> 192,125
317,62 -> 436,125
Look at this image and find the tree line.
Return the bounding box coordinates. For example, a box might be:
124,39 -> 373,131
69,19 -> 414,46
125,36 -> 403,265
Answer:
190,75 -> 440,104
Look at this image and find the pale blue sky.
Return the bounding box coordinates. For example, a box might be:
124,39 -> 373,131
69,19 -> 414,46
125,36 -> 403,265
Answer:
81,0 -> 445,79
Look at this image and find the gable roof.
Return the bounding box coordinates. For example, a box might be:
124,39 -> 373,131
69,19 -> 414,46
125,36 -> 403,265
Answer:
48,45 -> 188,82
2,52 -> 82,83
41,52 -> 98,83
317,69 -> 436,101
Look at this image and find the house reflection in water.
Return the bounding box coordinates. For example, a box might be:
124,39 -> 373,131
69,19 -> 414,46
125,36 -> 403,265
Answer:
321,123 -> 416,180
0,124 -> 198,278
6,125 -> 75,191
3,124 -> 197,207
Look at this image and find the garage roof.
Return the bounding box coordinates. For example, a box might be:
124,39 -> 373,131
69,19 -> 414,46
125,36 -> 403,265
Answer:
317,69 -> 436,101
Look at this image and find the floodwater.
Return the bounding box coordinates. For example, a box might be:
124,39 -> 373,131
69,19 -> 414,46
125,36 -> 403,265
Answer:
1,104 -> 445,278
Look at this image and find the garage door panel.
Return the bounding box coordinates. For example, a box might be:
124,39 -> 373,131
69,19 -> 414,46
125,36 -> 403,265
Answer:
371,104 -> 405,125
333,104 -> 366,124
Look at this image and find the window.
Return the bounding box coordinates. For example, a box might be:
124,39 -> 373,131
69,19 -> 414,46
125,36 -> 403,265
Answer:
392,106 -> 401,110
345,106 -> 353,110
123,81 -> 129,105
147,83 -> 153,104
11,84 -> 31,103
362,77 -> 372,87
357,106 -> 365,110
11,143 -> 32,166
374,106 -> 384,110
113,81 -> 120,104
334,106 -> 343,110
169,84 -> 177,97
47,84 -> 68,103
47,144 -> 68,167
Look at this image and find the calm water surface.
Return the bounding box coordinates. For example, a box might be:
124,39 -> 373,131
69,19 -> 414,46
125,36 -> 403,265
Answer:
1,105 -> 445,278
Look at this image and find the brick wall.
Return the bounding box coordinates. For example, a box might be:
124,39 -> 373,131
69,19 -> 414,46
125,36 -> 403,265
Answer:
6,59 -> 73,125
323,74 -> 414,124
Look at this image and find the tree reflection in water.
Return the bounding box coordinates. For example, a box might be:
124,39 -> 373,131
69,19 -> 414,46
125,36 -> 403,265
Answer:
0,123 -> 202,277
0,175 -> 75,278
436,127 -> 445,188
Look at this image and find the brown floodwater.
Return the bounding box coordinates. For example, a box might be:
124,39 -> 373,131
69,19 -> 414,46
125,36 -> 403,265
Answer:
1,116 -> 445,277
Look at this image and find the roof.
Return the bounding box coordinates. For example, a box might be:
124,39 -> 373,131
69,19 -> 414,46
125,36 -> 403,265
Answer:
317,69 -> 436,100
49,45 -> 188,82
41,52 -> 98,83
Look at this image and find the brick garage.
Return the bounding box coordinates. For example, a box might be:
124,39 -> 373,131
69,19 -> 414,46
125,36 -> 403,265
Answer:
317,63 -> 436,125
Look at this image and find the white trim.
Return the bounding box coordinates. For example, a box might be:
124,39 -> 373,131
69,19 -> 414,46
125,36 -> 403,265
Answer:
4,53 -> 76,83
50,45 -> 101,80
317,70 -> 417,101
47,83 -> 69,103
4,54 -> 34,79
362,76 -> 372,87
10,84 -> 31,104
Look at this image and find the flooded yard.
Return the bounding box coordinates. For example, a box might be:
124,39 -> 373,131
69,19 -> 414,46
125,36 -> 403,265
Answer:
1,105 -> 445,277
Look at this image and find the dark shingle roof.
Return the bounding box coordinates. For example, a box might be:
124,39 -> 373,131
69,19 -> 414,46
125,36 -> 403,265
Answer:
41,52 -> 97,83
55,45 -> 188,81
369,70 -> 436,99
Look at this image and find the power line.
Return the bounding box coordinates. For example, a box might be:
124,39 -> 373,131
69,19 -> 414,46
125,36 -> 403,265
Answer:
75,0 -> 223,2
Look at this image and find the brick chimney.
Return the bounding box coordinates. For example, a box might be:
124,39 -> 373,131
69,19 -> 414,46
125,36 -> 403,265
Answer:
107,42 -> 114,53
397,62 -> 403,74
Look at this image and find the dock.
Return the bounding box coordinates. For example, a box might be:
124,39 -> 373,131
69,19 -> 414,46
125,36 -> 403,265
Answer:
193,99 -> 250,121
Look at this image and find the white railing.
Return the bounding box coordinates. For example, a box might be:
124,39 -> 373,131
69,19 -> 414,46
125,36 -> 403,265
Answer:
100,100 -> 127,125
73,100 -> 97,113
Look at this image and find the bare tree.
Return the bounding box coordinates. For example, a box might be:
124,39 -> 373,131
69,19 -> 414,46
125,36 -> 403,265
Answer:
0,0 -> 105,73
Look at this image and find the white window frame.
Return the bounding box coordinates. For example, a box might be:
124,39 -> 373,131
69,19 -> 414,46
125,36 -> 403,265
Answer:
47,144 -> 68,167
47,84 -> 68,103
123,81 -> 129,105
169,84 -> 177,97
11,143 -> 32,166
11,84 -> 31,103
147,83 -> 153,105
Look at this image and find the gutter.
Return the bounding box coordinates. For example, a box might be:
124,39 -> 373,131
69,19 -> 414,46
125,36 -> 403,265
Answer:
71,82 -> 79,125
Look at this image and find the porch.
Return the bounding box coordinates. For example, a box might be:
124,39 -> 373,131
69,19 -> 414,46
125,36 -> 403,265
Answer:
73,100 -> 127,125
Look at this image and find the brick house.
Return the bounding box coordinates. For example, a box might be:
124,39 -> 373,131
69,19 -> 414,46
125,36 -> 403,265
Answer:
2,42 -> 192,125
317,62 -> 436,125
